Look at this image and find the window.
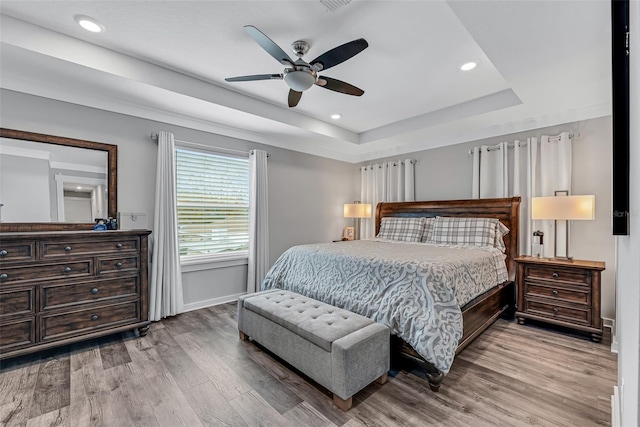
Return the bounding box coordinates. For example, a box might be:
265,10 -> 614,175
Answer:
175,147 -> 250,260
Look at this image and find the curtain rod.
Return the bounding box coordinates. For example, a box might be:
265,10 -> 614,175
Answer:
150,132 -> 269,157
466,132 -> 579,156
361,159 -> 417,169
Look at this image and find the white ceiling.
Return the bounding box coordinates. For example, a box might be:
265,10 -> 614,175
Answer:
0,1 -> 612,163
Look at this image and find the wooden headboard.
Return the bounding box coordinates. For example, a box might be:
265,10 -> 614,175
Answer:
376,197 -> 521,281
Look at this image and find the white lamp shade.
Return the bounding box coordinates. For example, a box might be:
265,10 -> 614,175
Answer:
531,195 -> 595,220
344,203 -> 372,218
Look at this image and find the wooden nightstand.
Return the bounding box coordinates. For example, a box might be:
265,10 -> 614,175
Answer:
515,256 -> 605,342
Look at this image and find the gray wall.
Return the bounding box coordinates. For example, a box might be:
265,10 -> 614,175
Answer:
368,116 -> 616,320
0,89 -> 359,309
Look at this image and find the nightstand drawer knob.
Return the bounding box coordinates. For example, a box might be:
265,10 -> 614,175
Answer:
91,288 -> 99,295
0,273 -> 7,280
91,314 -> 99,321
64,267 -> 72,273
552,307 -> 559,315
116,262 -> 123,268
115,243 -> 123,249
552,272 -> 559,278
0,250 -> 7,257
552,290 -> 559,296
64,246 -> 72,252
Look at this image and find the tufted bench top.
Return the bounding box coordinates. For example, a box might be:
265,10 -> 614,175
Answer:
243,290 -> 373,352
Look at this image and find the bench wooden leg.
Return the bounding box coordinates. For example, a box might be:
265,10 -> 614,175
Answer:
375,372 -> 388,385
239,330 -> 248,341
333,394 -> 352,411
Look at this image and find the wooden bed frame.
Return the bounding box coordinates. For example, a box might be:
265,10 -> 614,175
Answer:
376,197 -> 521,391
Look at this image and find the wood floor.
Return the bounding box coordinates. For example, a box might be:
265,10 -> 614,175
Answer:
0,303 -> 616,427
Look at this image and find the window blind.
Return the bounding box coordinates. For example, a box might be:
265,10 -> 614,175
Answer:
175,147 -> 250,258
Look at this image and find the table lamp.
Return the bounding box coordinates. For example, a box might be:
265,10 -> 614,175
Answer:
344,201 -> 372,240
531,194 -> 595,260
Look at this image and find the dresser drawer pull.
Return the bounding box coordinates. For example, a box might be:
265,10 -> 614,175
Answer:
115,243 -> 123,249
0,250 -> 7,257
64,246 -> 72,252
91,288 -> 99,295
552,307 -> 559,315
91,314 -> 99,321
0,273 -> 7,280
552,272 -> 559,278
552,290 -> 559,296
115,262 -> 123,268
63,267 -> 72,273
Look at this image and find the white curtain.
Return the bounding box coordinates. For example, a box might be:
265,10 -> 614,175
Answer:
472,142 -> 509,198
247,149 -> 269,294
538,132 -> 572,257
149,131 -> 183,321
472,132 -> 572,257
360,159 -> 415,239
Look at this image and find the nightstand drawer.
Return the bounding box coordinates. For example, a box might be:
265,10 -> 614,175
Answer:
0,242 -> 35,263
525,282 -> 590,305
41,300 -> 139,342
0,286 -> 35,317
0,260 -> 93,284
0,318 -> 36,353
524,266 -> 590,286
525,299 -> 591,325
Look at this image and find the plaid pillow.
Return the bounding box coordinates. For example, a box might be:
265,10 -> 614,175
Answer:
428,217 -> 502,248
377,217 -> 425,242
420,217 -> 436,243
494,221 -> 510,253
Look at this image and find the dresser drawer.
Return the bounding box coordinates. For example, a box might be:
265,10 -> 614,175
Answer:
41,300 -> 139,342
0,286 -> 35,317
524,266 -> 590,286
40,238 -> 139,258
41,276 -> 139,310
0,260 -> 93,284
96,256 -> 139,276
525,282 -> 590,306
0,318 -> 36,353
0,242 -> 36,263
525,299 -> 591,325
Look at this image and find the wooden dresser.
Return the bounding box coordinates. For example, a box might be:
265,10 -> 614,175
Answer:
515,256 -> 605,342
0,230 -> 150,359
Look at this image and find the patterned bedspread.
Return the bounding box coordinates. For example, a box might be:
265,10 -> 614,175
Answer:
261,239 -> 508,374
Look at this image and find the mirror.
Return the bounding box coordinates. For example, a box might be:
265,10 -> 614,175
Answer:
0,128 -> 117,232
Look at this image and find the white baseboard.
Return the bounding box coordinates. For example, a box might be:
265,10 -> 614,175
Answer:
182,292 -> 246,312
611,386 -> 620,427
603,317 -> 618,354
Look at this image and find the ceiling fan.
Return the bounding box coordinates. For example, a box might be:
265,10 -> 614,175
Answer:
225,25 -> 368,107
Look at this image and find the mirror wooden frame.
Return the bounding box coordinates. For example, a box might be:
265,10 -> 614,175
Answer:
0,128 -> 117,232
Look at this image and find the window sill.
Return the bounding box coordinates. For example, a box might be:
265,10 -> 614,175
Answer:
181,253 -> 249,273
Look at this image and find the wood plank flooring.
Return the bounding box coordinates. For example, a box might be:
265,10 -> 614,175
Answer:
0,303 -> 617,427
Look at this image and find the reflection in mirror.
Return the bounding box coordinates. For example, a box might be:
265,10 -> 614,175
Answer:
0,137 -> 109,223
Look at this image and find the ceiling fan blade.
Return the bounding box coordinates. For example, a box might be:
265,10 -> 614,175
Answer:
244,25 -> 294,66
225,74 -> 283,82
316,76 -> 364,96
310,39 -> 368,72
288,90 -> 303,107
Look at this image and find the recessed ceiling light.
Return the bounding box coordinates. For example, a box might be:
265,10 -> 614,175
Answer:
331,114 -> 342,120
460,62 -> 477,71
74,15 -> 105,33
76,186 -> 82,190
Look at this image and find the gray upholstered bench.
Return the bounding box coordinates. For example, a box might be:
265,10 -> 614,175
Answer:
237,289 -> 390,411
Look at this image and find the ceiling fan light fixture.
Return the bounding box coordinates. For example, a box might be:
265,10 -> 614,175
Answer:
284,70 -> 316,92
460,62 -> 477,71
74,15 -> 104,33
331,114 -> 342,120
